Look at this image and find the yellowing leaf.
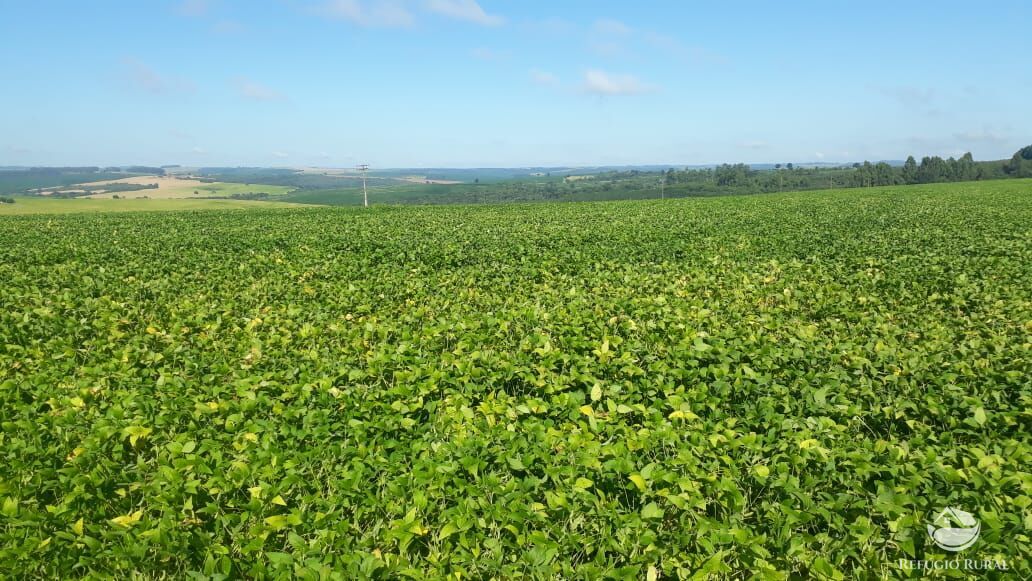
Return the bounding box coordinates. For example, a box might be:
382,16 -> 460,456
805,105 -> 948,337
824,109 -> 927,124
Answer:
110,510 -> 143,528
798,439 -> 819,450
72,518 -> 84,536
668,410 -> 699,421
264,515 -> 289,530
628,474 -> 647,492
590,383 -> 602,402
271,495 -> 288,507
123,426 -> 152,447
573,477 -> 594,490
754,465 -> 770,478
579,405 -> 594,417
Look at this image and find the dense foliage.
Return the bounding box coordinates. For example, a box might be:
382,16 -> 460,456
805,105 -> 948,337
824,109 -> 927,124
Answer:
1,180 -> 1030,578
0,169 -> 136,195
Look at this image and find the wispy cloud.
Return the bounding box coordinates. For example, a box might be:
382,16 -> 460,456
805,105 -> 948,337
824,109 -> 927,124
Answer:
875,85 -> 935,108
529,68 -> 559,87
643,32 -> 729,65
582,69 -> 654,96
471,47 -> 510,61
585,21 -> 727,66
273,151 -> 290,159
953,128 -> 1008,144
740,140 -> 769,150
213,20 -> 245,34
322,0 -> 415,28
587,18 -> 632,58
872,85 -> 941,116
592,18 -> 632,36
424,0 -> 502,26
233,77 -> 287,102
177,0 -> 210,17
122,58 -> 194,95
524,17 -> 573,35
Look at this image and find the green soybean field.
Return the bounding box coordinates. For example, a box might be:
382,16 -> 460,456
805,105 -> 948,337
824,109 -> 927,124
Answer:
1,180 -> 1030,578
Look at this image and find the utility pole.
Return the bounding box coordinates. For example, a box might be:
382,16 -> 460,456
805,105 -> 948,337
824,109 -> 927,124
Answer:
357,164 -> 369,207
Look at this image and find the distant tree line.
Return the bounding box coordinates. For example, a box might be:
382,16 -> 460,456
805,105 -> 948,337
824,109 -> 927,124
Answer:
662,145 -> 1032,194
123,166 -> 166,176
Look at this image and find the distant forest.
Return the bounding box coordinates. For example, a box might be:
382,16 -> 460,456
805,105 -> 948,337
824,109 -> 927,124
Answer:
659,145 -> 1032,196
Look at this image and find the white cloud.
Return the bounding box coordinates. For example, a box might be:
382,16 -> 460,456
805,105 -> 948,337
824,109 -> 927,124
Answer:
273,151 -> 290,159
323,0 -> 414,28
122,58 -> 194,94
191,146 -> 207,154
424,0 -> 502,26
529,68 -> 559,87
739,140 -> 769,150
178,0 -> 210,17
471,47 -> 509,61
233,77 -> 287,102
582,69 -> 653,96
592,18 -> 632,36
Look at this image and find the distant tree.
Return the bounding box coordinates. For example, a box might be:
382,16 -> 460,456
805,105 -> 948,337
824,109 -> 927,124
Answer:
956,152 -> 976,181
775,163 -> 782,170
902,156 -> 918,184
874,162 -> 895,186
786,163 -> 794,170
1004,145 -> 1032,177
474,179 -> 479,184
918,156 -> 949,183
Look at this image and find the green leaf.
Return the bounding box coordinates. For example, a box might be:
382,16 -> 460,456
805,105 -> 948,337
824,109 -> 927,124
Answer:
973,407 -> 987,425
573,477 -> 594,490
640,502 -> 664,520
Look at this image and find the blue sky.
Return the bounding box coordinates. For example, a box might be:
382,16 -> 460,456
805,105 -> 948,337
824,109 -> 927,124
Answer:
1,0 -> 1029,168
